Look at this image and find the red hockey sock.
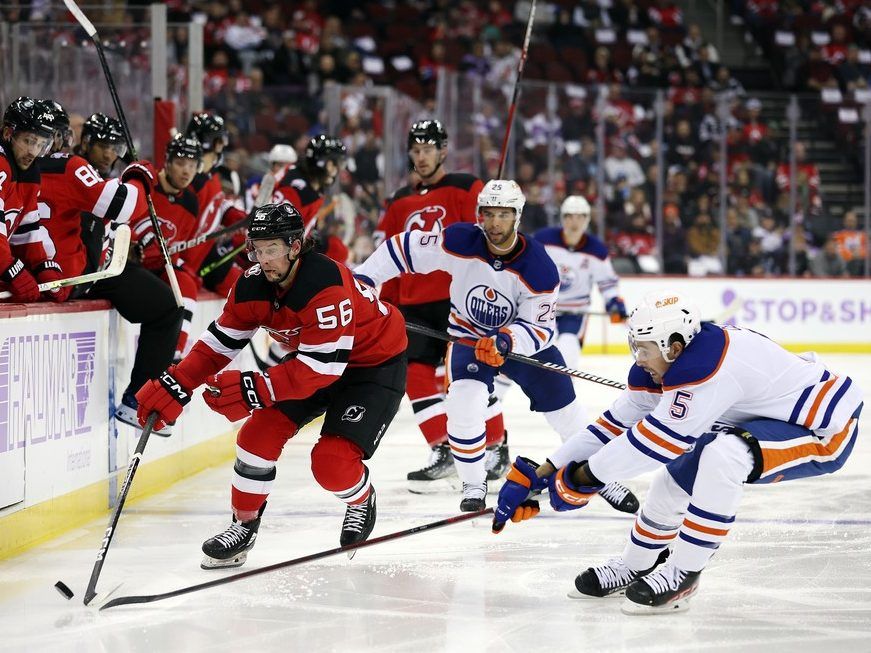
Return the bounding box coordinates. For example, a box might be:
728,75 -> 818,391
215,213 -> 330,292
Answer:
407,361 -> 447,446
311,434 -> 371,504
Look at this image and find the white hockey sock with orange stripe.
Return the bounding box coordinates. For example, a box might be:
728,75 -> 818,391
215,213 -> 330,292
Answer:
445,379 -> 489,485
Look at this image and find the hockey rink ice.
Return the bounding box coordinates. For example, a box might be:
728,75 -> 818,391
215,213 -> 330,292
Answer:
1,353 -> 870,652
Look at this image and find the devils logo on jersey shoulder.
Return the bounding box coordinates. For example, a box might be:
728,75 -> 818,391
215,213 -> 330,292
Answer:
404,205 -> 447,232
465,285 -> 514,330
244,263 -> 263,277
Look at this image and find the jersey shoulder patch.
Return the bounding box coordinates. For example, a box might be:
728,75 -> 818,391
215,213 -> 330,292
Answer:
628,364 -> 662,393
283,252 -> 344,312
439,173 -> 480,192
662,323 -> 729,390
578,234 -> 609,260
505,235 -> 560,293
533,226 -> 564,247
441,222 -> 485,256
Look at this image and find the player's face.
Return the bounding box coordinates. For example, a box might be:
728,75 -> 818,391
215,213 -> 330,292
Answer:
561,212 -> 590,237
408,143 -> 443,179
165,156 -> 199,189
629,339 -> 671,383
479,206 -> 517,251
323,158 -> 343,186
9,130 -> 52,169
248,238 -> 293,281
87,141 -> 123,175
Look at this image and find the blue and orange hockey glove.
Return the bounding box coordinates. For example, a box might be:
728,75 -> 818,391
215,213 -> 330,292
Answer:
548,461 -> 603,512
492,457 -> 551,533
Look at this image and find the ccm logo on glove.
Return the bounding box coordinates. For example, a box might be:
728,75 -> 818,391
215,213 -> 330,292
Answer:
158,370 -> 191,403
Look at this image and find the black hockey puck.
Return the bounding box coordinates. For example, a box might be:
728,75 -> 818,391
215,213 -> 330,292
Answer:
54,580 -> 74,600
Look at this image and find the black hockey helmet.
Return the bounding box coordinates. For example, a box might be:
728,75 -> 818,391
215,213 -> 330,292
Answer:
81,112 -> 127,157
2,96 -> 56,143
247,202 -> 305,247
185,112 -> 227,152
40,99 -> 73,152
165,133 -> 203,162
407,119 -> 447,150
305,134 -> 346,171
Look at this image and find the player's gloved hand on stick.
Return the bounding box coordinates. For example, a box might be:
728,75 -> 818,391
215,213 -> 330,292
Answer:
121,160 -> 157,193
474,327 -> 513,367
203,370 -> 273,422
35,261 -> 71,303
492,457 -> 550,533
135,365 -> 195,432
548,461 -> 603,512
605,296 -> 627,324
1,259 -> 40,302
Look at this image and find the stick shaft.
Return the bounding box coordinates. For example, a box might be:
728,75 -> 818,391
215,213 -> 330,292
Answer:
101,508 -> 493,610
83,413 -> 157,605
497,0 -> 536,178
405,321 -> 626,390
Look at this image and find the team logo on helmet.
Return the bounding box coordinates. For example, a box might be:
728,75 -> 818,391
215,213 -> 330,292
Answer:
404,205 -> 447,232
465,285 -> 514,330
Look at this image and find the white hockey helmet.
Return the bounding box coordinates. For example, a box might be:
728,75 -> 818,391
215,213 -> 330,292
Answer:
560,195 -> 591,232
268,143 -> 297,164
476,179 -> 526,224
627,292 -> 702,362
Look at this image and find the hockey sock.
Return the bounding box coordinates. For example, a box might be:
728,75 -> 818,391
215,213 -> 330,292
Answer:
623,510 -> 679,571
407,361 -> 448,446
311,435 -> 371,504
445,379 -> 488,484
673,504 -> 734,572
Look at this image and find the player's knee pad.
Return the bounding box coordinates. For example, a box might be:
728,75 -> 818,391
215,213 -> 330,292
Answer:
236,407 -> 298,462
446,379 -> 489,437
544,399 -> 591,443
310,434 -> 365,491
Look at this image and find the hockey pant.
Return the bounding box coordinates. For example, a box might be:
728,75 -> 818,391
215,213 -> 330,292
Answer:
622,405 -> 862,574
445,342 -> 590,486
231,407 -> 371,522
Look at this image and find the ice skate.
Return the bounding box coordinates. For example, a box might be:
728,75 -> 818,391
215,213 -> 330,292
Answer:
341,488 -> 377,559
622,562 -> 700,614
569,549 -> 669,599
597,482 -> 640,514
459,481 -> 487,512
407,443 -> 458,494
200,506 -> 264,570
484,438 -> 510,482
114,393 -> 172,436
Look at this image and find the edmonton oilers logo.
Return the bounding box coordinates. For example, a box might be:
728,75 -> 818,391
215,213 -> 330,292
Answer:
559,264 -> 577,291
465,285 -> 514,330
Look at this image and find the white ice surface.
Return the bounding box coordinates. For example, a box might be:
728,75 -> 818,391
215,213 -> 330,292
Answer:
1,354 -> 870,653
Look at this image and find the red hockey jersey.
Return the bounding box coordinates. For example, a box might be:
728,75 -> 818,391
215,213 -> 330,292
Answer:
131,182 -> 199,269
38,153 -> 148,276
0,144 -> 58,276
177,251 -> 407,400
374,172 -> 483,305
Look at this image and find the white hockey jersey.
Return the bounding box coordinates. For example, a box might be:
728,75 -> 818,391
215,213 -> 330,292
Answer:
551,323 -> 864,482
533,227 -> 620,313
354,223 -> 560,357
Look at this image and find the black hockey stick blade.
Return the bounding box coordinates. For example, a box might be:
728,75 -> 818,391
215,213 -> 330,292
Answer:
83,413 -> 157,605
404,322 -> 626,390
100,507 -> 493,610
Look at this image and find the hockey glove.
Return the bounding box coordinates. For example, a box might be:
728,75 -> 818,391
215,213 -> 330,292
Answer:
474,328 -> 513,368
605,297 -> 628,324
492,457 -> 550,533
203,370 -> 274,422
34,261 -> 71,303
121,160 -> 157,194
1,259 -> 40,302
548,461 -> 603,512
135,365 -> 194,432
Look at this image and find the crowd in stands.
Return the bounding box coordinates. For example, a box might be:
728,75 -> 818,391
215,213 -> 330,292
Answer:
5,0 -> 868,278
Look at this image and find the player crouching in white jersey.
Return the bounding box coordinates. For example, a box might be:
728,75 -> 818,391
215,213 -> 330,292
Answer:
492,292 -> 864,614
355,180 -> 639,514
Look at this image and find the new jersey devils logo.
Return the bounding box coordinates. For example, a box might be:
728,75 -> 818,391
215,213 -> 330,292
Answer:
465,285 -> 514,330
157,217 -> 179,243
404,205 -> 447,232
342,405 -> 366,422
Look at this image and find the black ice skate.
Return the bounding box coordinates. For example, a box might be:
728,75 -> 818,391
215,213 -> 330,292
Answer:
459,481 -> 487,512
485,436 -> 510,482
598,482 -> 640,514
622,562 -> 701,614
200,503 -> 265,570
341,488 -> 377,559
407,443 -> 457,493
569,549 -> 670,599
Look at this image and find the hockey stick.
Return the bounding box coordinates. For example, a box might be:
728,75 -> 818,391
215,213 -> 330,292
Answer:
83,412 -> 158,605
405,322 -> 626,390
496,0 -> 536,178
198,243 -> 246,277
168,217 -> 250,256
62,0 -> 183,309
0,225 -> 130,299
248,341 -> 271,372
100,507 -> 493,610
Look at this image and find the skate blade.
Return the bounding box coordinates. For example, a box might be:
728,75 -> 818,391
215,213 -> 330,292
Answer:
200,551 -> 248,570
620,596 -> 694,615
567,588 -> 625,600
347,549 -> 357,560
407,477 -> 460,495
